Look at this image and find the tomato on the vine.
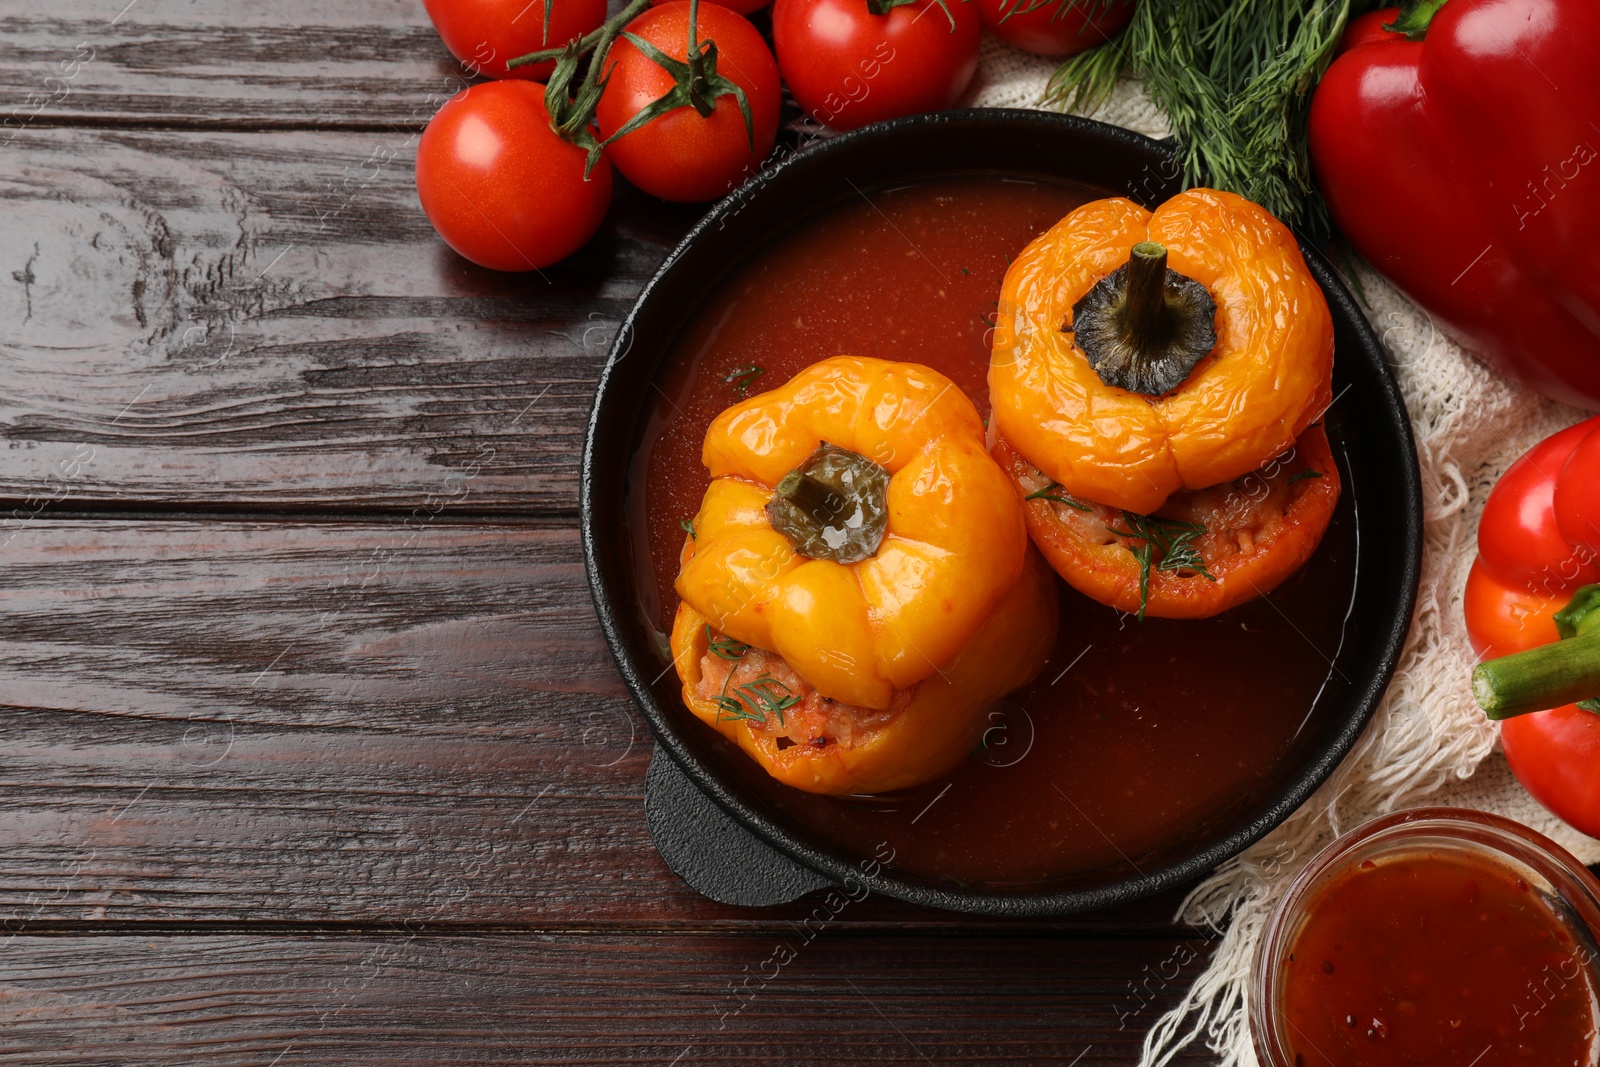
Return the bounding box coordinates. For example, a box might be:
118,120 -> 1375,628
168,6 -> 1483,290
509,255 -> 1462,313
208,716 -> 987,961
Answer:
653,0 -> 771,15
416,81 -> 612,271
975,0 -> 1132,58
772,0 -> 980,131
423,0 -> 608,81
597,1 -> 781,203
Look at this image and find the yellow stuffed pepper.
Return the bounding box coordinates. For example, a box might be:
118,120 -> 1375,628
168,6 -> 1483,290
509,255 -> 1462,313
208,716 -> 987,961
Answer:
672,356 -> 1058,795
988,188 -> 1341,619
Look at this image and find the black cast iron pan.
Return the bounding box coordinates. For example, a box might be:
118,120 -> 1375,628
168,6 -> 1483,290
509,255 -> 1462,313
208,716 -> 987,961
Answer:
581,109 -> 1423,915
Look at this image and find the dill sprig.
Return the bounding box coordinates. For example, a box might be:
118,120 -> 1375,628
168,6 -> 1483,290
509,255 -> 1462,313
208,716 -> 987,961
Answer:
998,0 -> 1123,26
1024,480 -> 1094,511
721,365 -> 765,397
1044,0 -> 1387,234
1107,511 -> 1217,620
701,627 -> 799,726
713,674 -> 800,727
704,625 -> 751,661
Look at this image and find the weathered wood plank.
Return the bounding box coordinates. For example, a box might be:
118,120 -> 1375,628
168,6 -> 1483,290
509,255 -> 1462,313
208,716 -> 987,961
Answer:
0,517 -> 1197,931
0,12 -> 1226,1058
0,933 -> 1215,1064
1,127 -> 700,513
1,0 -> 456,130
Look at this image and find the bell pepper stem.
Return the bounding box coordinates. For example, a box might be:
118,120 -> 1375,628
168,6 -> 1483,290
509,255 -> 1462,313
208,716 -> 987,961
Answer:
1069,240 -> 1215,396
1474,627 -> 1600,720
1384,0 -> 1450,40
1124,241 -> 1169,352
767,443 -> 889,565
775,470 -> 849,528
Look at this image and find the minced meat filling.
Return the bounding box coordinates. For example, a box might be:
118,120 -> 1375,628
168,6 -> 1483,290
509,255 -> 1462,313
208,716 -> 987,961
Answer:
694,641 -> 907,751
1018,452 -> 1315,569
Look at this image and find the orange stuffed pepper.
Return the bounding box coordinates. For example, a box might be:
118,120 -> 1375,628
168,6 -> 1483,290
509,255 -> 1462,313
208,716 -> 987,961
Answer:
671,356 -> 1058,795
989,188 -> 1341,619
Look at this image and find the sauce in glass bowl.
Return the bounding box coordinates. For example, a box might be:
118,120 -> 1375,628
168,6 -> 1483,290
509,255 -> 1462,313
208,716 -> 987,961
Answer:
1253,808 -> 1600,1067
626,173 -> 1362,888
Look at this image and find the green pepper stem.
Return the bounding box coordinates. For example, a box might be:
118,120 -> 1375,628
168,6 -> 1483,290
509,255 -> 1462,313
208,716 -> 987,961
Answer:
1124,241 -> 1169,352
775,470 -> 848,528
1383,0 -> 1449,40
1474,627 -> 1600,720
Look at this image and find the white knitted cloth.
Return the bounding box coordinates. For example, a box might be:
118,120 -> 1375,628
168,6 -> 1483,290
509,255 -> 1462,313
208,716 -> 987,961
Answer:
964,35 -> 1600,1067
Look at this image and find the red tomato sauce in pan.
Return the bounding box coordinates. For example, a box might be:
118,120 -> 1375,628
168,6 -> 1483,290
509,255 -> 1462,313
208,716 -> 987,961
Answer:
1280,851 -> 1600,1066
625,176 -> 1360,886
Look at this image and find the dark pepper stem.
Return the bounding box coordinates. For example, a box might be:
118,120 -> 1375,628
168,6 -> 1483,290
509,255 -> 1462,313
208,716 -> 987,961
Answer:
775,470 -> 849,529
1474,584 -> 1600,719
1069,241 -> 1217,397
765,442 -> 890,565
1124,241 -> 1170,351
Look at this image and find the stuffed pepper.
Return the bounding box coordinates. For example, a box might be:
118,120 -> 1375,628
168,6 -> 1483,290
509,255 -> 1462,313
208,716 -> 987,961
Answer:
989,188 -> 1341,619
671,356 -> 1058,795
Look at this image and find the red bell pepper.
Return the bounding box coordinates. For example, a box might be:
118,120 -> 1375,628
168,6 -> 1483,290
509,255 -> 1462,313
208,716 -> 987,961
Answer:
1467,415 -> 1600,838
1309,0 -> 1600,411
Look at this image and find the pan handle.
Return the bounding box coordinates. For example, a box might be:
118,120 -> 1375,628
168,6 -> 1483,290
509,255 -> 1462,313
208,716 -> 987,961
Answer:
645,745 -> 836,907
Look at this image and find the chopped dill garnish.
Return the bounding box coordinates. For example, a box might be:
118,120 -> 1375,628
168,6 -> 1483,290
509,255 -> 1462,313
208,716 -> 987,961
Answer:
680,518 -> 695,539
703,630 -> 797,726
721,365 -> 765,397
713,674 -> 799,727
1025,480 -> 1093,511
1107,512 -> 1217,621
704,625 -> 751,661
711,694 -> 747,720
740,676 -> 800,725
1287,469 -> 1324,484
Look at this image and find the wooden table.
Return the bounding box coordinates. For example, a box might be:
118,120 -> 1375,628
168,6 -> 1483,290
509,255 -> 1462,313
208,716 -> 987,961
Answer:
0,3 -> 1215,1061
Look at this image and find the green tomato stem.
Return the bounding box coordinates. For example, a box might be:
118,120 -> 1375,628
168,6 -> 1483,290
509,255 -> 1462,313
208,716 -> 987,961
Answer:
507,0 -> 651,68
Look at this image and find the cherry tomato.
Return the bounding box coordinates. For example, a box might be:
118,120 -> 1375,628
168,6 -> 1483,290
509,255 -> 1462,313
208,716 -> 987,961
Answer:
1335,7 -> 1401,53
423,0 -> 608,81
975,0 -> 1132,58
1554,420 -> 1600,558
597,2 -> 781,203
1502,705 -> 1600,840
416,81 -> 612,271
1463,559 -> 1563,661
653,0 -> 771,15
1476,416 -> 1600,592
772,0 -> 981,131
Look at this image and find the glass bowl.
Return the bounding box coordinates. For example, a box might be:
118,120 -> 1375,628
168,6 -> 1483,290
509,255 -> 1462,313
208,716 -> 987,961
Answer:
1251,807 -> 1600,1066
